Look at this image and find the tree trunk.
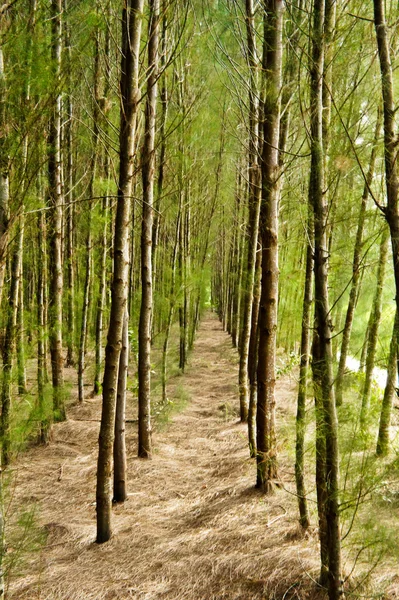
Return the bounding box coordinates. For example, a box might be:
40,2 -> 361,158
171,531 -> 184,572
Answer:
94,15 -> 111,395
1,220 -> 23,466
360,228 -> 389,424
78,31 -> 100,403
0,47 -> 9,307
248,245 -> 261,457
17,221 -> 27,395
113,310 -> 128,503
48,0 -> 65,422
162,213 -> 180,403
256,0 -> 283,493
376,309 -> 398,456
295,211 -> 312,531
335,113 -> 381,406
96,0 -> 143,544
64,0 -> 75,368
309,0 -> 344,595
138,0 -> 159,459
37,210 -> 48,443
373,1 -> 399,338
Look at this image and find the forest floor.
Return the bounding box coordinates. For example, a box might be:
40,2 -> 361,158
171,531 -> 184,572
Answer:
5,313 -> 386,599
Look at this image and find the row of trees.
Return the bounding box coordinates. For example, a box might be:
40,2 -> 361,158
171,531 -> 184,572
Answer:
211,1 -> 399,599
0,0 -> 233,589
1,0 -> 399,598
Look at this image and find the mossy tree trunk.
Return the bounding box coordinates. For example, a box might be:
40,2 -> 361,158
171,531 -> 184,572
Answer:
309,0 -> 344,596
256,0 -> 283,493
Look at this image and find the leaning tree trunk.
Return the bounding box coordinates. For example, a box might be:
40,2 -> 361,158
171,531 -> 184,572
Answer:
48,0 -> 65,422
309,0 -> 344,596
96,0 -> 143,544
138,0 -> 159,459
256,0 -> 283,493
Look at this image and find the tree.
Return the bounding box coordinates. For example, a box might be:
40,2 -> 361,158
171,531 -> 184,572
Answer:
256,0 -> 283,493
96,0 -> 144,544
138,0 -> 160,459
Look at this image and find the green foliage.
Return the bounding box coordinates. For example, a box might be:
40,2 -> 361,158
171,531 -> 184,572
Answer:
153,383 -> 190,430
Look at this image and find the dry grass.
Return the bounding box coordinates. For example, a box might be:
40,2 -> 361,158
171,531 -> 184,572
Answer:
5,314 -> 387,599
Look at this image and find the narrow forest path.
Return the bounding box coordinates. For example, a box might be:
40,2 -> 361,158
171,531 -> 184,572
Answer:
8,314 -> 321,600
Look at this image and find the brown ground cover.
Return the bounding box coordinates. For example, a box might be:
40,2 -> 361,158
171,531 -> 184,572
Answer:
6,314 -> 336,599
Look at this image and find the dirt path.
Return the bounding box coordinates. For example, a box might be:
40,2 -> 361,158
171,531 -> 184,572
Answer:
8,314 -> 320,600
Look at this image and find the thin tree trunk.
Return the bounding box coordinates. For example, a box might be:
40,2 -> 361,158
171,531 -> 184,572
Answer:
0,46 -> 9,307
256,0 -> 283,493
17,222 -> 27,395
248,245 -> 261,457
335,113 -> 381,405
78,31 -> 100,403
94,196 -> 109,395
309,0 -> 343,595
96,0 -> 143,544
376,309 -> 398,456
162,213 -> 180,403
152,6 -> 168,285
37,210 -> 48,443
1,221 -> 22,466
48,0 -> 65,422
113,310 -> 128,502
295,213 -> 312,531
64,0 -> 75,368
94,15 -> 111,395
360,228 -> 389,424
373,1 -> 399,339
138,0 -> 159,459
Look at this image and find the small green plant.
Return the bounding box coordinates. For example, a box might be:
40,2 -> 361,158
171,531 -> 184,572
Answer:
153,383 -> 190,429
